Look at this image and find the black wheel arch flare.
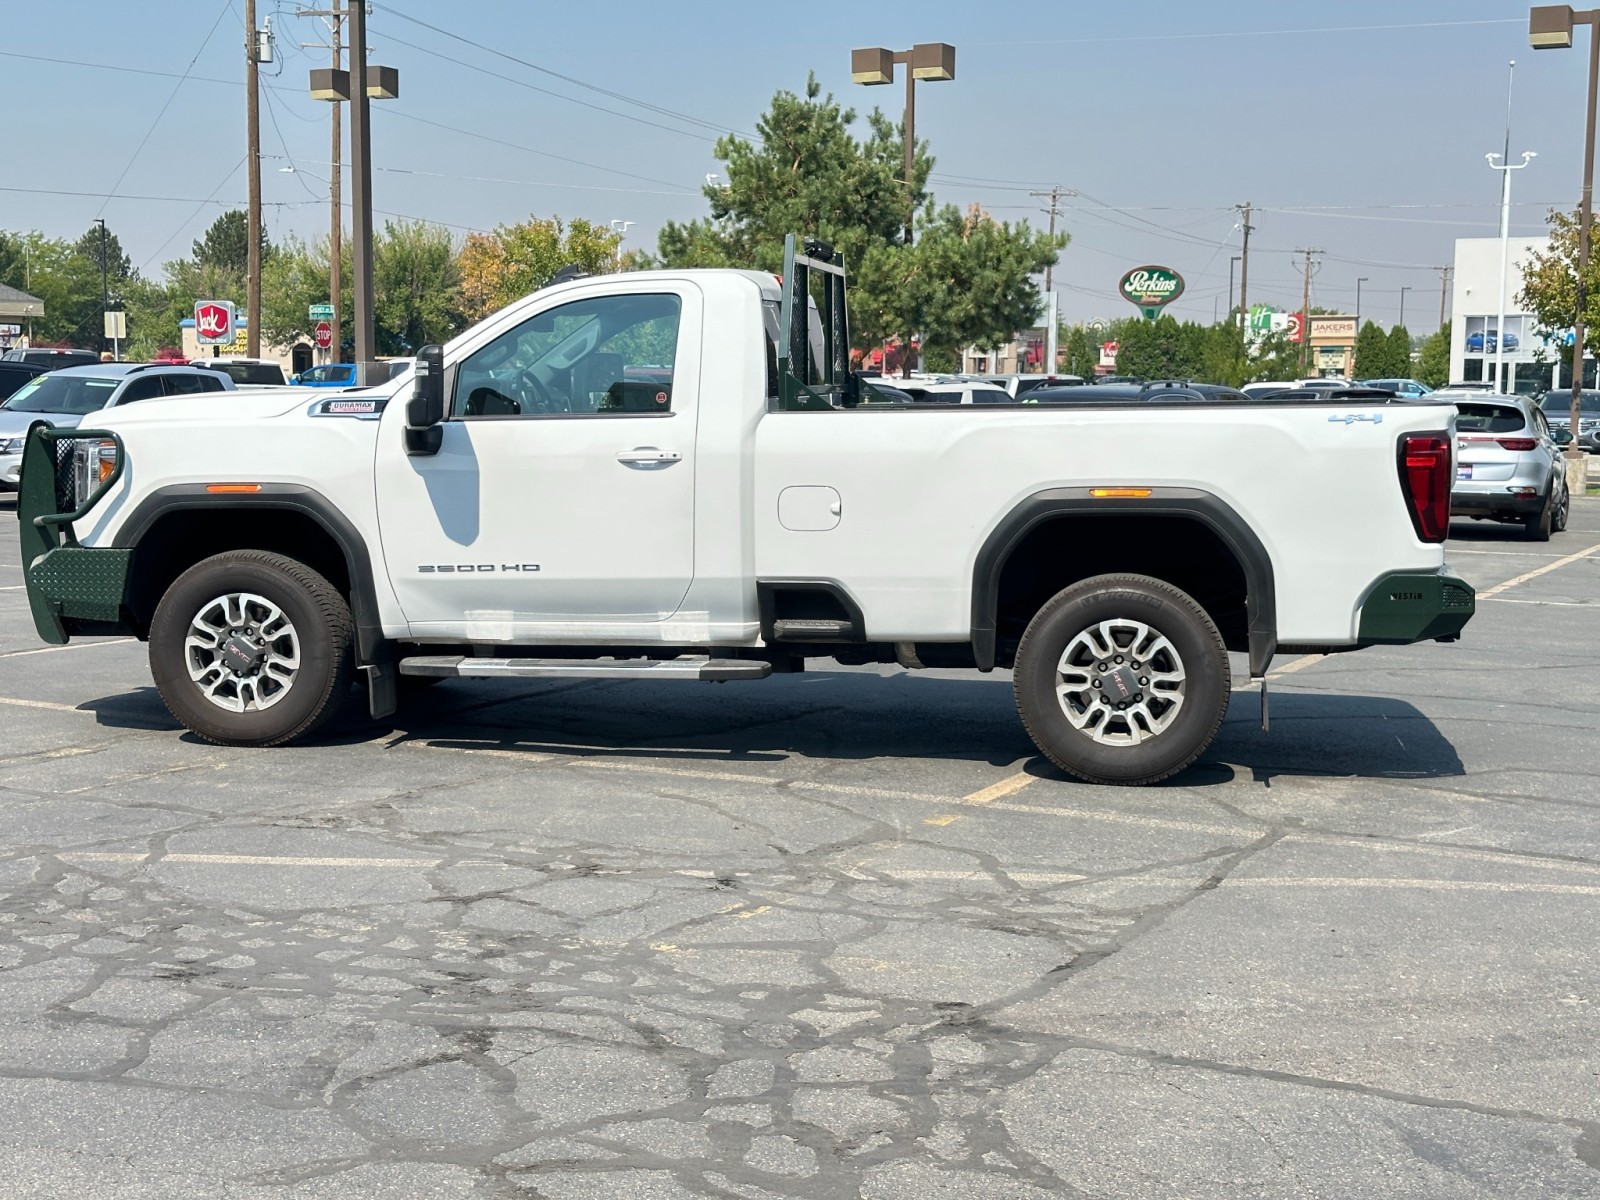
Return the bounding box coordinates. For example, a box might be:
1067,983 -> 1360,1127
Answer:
111,483 -> 387,666
970,487 -> 1278,677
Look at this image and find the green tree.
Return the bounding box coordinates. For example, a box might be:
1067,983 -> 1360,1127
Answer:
856,203 -> 1063,369
654,73 -> 928,274
372,219 -> 463,354
1200,322 -> 1249,387
458,215 -> 620,322
1417,320 -> 1450,388
1386,324 -> 1413,377
1246,329 -> 1307,382
1351,320 -> 1388,378
1062,324 -> 1096,378
652,74 -> 1060,375
0,230 -> 24,291
1518,208 -> 1600,336
192,209 -> 271,277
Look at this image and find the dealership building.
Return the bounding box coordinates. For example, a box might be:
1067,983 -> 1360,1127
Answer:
1448,235 -> 1580,394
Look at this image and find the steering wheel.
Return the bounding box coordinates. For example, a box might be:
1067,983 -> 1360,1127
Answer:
515,367 -> 568,414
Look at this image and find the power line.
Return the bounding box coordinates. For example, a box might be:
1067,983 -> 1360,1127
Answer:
374,108 -> 696,191
369,24 -> 716,142
93,0 -> 234,220
370,3 -> 737,136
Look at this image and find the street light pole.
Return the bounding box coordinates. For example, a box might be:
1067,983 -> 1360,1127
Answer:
1356,276 -> 1368,325
1228,255 -> 1241,316
851,42 -> 956,375
346,0 -> 375,367
1489,149 -> 1537,390
1400,286 -> 1412,330
1531,4 -> 1600,455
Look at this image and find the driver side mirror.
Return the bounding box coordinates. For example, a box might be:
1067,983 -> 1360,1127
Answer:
404,344 -> 445,457
1552,427 -> 1574,447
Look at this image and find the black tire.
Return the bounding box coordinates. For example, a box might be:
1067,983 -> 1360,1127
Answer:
1013,574 -> 1231,786
1523,493 -> 1554,542
149,551 -> 354,747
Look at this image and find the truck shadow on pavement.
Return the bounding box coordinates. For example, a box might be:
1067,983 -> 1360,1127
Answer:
84,670 -> 1466,787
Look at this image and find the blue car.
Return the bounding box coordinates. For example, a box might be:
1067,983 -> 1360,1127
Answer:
1465,329 -> 1519,352
290,363 -> 358,388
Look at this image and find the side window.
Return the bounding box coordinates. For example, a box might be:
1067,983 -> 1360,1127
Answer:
164,373 -> 217,395
454,292 -> 681,418
116,375 -> 167,404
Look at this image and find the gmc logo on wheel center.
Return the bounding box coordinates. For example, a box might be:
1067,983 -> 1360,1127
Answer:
418,564 -> 541,574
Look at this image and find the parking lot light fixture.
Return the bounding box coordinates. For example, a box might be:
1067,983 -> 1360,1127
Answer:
308,67 -> 350,101
849,42 -> 956,247
1530,3 -> 1600,455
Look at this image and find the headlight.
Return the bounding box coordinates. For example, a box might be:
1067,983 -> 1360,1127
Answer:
0,437 -> 21,455
70,439 -> 118,507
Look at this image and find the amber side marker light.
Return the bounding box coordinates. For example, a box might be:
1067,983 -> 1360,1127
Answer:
1088,487 -> 1153,499
205,484 -> 264,494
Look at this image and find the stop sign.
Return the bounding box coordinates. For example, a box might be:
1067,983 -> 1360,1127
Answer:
194,300 -> 234,345
314,321 -> 332,349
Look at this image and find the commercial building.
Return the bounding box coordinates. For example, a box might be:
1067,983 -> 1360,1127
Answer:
1448,235 -> 1573,395
0,283 -> 45,350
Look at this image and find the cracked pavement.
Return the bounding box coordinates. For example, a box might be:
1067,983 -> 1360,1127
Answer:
2,495 -> 1599,1197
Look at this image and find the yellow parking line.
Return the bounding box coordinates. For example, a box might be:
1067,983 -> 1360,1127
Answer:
924,770 -> 1036,826
1479,540 -> 1600,598
0,695 -> 85,713
0,638 -> 137,659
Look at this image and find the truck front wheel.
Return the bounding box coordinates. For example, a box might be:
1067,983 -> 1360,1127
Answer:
149,551 -> 355,747
1013,574 -> 1230,785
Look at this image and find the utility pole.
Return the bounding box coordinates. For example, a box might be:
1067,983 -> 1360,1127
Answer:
347,0 -> 375,367
1438,265 -> 1453,329
298,2 -> 344,362
94,218 -> 108,355
1030,185 -> 1069,371
245,0 -> 262,358
328,1 -> 341,362
1235,202 -> 1254,323
1297,248 -> 1322,375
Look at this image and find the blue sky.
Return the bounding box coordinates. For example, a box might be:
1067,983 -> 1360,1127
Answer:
0,1 -> 1576,327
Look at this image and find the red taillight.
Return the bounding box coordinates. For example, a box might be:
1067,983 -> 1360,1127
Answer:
1400,433 -> 1451,542
1495,437 -> 1536,451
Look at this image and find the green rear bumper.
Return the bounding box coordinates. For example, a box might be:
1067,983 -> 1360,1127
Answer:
1356,571 -> 1476,645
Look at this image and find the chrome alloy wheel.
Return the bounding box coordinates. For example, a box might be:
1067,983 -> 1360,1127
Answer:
1055,618 -> 1186,745
184,592 -> 301,713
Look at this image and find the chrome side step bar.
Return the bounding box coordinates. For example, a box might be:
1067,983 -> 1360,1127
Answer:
397,656 -> 773,682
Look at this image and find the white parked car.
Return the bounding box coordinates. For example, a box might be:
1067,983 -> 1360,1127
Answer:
189,357 -> 288,388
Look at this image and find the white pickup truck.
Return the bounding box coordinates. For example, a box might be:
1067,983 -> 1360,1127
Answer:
16,237 -> 1474,785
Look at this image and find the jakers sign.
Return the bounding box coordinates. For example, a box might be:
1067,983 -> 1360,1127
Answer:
1119,265 -> 1185,318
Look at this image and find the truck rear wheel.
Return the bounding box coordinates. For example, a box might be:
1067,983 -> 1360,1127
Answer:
149,551 -> 354,747
1013,574 -> 1230,786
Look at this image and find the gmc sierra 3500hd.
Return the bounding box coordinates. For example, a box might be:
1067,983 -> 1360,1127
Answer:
16,237 -> 1475,785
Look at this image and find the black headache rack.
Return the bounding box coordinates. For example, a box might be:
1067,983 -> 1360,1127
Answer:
775,233 -> 898,411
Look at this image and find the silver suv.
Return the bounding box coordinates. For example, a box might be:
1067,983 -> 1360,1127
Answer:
0,364 -> 235,491
1444,391 -> 1570,541
1540,390 -> 1600,452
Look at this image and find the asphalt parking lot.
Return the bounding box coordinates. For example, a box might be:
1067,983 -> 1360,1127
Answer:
1,495 -> 1599,1199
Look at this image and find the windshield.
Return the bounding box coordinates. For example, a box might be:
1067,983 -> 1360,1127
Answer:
1,374 -> 119,415
1542,392 -> 1600,415
210,362 -> 282,385
298,364 -> 352,383
1456,403 -> 1527,433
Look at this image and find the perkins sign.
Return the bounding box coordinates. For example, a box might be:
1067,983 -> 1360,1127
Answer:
1119,265 -> 1185,316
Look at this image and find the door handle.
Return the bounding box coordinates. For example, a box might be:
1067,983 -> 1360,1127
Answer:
616,447 -> 681,465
